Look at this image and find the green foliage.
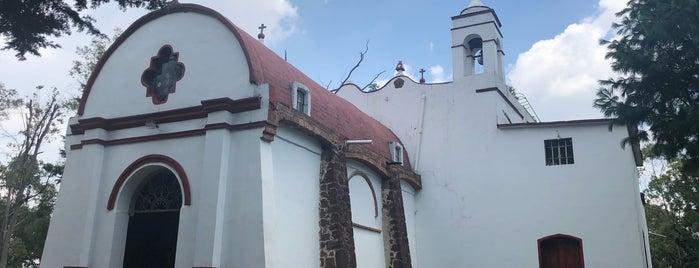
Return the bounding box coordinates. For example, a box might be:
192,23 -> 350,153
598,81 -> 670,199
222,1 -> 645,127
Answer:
4,185 -> 55,268
0,86 -> 68,267
594,0 -> 699,172
69,29 -> 121,91
644,159 -> 699,267
0,0 -> 166,60
0,84 -> 21,120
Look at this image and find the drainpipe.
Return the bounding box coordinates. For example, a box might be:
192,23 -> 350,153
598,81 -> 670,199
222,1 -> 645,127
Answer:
413,94 -> 426,171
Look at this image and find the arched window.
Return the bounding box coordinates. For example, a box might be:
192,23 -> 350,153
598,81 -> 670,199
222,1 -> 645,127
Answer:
122,168 -> 182,268
538,234 -> 585,268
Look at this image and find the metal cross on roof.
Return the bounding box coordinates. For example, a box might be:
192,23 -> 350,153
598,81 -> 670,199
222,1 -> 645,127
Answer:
258,24 -> 267,40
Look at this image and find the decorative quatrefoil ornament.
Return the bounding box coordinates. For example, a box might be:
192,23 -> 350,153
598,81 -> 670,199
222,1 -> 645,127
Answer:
141,45 -> 186,104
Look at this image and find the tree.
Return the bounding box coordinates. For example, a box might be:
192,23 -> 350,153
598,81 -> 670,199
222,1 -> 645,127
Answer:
594,0 -> 699,173
70,29 -> 121,92
326,41 -> 385,92
0,85 -> 69,268
0,0 -> 167,60
644,157 -> 699,267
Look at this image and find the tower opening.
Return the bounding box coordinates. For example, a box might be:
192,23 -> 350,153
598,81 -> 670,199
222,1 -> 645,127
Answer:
467,36 -> 484,74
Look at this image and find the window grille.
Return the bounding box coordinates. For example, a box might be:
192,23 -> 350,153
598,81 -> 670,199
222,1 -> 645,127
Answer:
544,138 -> 574,165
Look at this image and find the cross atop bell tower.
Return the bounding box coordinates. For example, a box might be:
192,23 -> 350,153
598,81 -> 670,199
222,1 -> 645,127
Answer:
451,0 -> 505,84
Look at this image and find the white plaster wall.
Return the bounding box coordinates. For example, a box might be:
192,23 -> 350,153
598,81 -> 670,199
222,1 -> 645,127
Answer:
415,123 -> 646,267
41,141 -> 106,267
347,161 -> 385,268
265,126 -> 322,268
42,9 -> 273,267
216,128 -> 269,267
338,80 -> 500,170
42,134 -> 204,267
401,180 -> 418,267
338,80 -> 648,267
82,12 -> 253,118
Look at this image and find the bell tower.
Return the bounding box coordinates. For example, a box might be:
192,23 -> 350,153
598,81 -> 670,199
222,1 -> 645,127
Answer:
451,0 -> 505,83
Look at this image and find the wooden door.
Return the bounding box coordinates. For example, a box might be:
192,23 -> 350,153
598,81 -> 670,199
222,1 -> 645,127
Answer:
538,234 -> 584,268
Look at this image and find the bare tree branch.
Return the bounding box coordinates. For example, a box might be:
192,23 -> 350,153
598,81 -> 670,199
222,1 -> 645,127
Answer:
338,40 -> 370,88
361,70 -> 386,92
327,40 -> 386,92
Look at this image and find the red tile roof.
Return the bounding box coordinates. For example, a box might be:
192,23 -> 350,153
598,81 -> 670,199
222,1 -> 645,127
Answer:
228,8 -> 408,166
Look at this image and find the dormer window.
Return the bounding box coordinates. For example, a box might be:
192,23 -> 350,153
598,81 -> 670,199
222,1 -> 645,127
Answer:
389,141 -> 403,165
291,82 -> 311,115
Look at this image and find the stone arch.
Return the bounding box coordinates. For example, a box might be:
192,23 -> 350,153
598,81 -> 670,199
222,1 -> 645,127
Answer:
108,154 -> 191,211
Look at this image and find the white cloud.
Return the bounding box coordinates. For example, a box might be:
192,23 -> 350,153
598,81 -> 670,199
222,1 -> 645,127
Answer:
507,0 -> 626,121
429,42 -> 435,52
197,0 -> 299,46
429,65 -> 450,83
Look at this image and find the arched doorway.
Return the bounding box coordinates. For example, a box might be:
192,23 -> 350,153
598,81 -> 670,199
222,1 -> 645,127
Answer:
538,234 -> 585,268
122,168 -> 182,268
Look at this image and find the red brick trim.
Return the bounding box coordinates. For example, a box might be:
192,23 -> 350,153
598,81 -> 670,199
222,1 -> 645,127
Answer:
200,97 -> 262,114
141,44 -> 185,105
78,4 -> 262,115
475,87 -> 525,119
348,171 -> 379,218
71,97 -> 261,134
107,154 -> 191,210
272,103 -> 421,189
345,149 -> 421,190
204,121 -> 268,131
70,120 -> 268,150
70,129 -> 206,150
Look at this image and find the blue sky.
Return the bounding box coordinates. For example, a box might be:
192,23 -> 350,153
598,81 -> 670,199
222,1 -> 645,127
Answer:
0,0 -> 626,121
0,0 -> 629,160
281,0 -> 605,87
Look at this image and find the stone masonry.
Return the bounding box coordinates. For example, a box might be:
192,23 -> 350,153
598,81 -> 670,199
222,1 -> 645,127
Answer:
318,145 -> 356,268
382,175 -> 413,268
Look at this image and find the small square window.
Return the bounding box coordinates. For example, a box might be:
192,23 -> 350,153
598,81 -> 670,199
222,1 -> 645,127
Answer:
296,89 -> 307,112
389,141 -> 403,165
290,82 -> 311,115
544,138 -> 574,166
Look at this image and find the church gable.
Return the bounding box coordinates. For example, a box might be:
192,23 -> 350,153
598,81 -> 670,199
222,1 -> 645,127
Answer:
78,5 -> 259,119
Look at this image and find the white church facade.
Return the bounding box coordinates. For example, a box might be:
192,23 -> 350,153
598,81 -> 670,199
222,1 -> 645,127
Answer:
41,1 -> 651,267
